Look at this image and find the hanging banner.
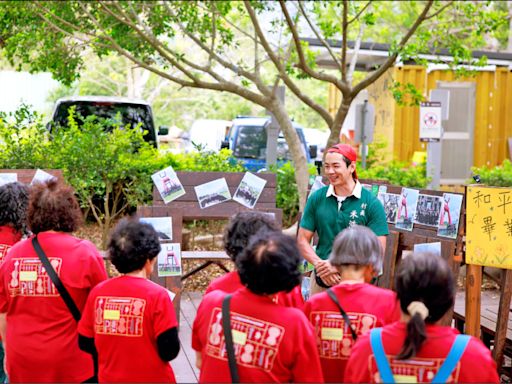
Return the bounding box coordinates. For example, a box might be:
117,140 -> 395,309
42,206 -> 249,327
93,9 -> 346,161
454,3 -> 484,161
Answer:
419,101 -> 442,142
466,185 -> 512,269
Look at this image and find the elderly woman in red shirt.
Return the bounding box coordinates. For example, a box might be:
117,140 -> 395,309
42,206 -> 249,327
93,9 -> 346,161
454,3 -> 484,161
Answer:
0,179 -> 107,383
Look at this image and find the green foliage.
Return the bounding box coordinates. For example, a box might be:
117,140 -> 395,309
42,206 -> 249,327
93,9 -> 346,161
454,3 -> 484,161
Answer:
0,105 -> 51,168
358,161 -> 430,188
471,160 -> 512,187
273,162 -> 317,226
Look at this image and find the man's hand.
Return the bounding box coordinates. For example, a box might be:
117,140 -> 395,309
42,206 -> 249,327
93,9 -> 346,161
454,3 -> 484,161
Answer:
314,260 -> 341,286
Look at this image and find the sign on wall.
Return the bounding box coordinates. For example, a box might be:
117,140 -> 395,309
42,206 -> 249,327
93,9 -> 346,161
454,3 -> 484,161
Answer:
466,185 -> 512,269
419,101 -> 442,142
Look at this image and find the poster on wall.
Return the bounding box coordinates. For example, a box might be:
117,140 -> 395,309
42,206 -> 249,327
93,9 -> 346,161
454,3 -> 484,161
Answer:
419,101 -> 442,142
466,186 -> 512,268
395,188 -> 420,231
233,172 -> 267,209
157,243 -> 182,277
437,193 -> 463,239
414,194 -> 443,227
152,166 -> 186,204
195,178 -> 232,209
140,217 -> 173,240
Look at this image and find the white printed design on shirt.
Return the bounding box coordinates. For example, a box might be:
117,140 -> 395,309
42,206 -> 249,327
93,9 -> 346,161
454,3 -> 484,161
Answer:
0,244 -> 11,263
311,311 -> 377,359
369,356 -> 461,383
206,308 -> 285,372
9,257 -> 62,297
94,296 -> 146,337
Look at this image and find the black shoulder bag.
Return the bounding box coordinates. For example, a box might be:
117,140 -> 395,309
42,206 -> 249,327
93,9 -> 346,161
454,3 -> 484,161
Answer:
32,236 -> 98,382
222,294 -> 240,383
326,288 -> 358,340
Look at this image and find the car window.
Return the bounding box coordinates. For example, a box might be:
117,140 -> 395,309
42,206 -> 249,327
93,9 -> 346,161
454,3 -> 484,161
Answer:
233,125 -> 267,159
53,101 -> 156,145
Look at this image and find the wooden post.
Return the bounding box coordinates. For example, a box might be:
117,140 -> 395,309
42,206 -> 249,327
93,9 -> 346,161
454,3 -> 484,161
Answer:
492,269 -> 512,367
465,264 -> 482,337
376,231 -> 400,290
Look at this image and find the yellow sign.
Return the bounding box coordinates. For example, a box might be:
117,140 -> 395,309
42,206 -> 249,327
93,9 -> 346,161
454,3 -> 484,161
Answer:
232,330 -> 247,345
466,186 -> 512,269
19,271 -> 38,282
321,327 -> 344,341
103,310 -> 121,320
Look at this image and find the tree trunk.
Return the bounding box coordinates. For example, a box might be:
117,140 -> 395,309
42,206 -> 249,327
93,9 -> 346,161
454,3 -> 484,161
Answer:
327,97 -> 352,150
270,100 -> 310,211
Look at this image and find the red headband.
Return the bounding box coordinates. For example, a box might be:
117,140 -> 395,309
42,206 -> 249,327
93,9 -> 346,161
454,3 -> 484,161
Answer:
326,144 -> 358,180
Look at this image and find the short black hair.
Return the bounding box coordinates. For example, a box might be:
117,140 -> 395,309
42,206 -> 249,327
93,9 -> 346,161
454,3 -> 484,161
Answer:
223,211 -> 279,261
0,182 -> 30,234
237,231 -> 301,295
108,218 -> 161,274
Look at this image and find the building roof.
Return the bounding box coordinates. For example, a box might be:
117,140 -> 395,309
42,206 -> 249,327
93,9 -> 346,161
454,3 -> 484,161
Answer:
301,37 -> 512,71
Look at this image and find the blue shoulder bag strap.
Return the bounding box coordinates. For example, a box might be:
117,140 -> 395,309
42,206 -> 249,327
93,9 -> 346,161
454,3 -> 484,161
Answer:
431,334 -> 470,383
370,328 -> 395,384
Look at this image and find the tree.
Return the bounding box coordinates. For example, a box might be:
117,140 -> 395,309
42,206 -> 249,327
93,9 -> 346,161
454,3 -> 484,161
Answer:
0,1 -> 505,208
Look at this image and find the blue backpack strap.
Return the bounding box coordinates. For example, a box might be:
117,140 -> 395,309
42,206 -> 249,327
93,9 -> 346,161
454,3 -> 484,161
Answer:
431,334 -> 471,383
370,328 -> 395,384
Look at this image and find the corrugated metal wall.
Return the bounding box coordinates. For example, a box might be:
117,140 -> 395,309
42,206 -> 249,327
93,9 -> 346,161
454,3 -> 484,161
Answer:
330,66 -> 512,167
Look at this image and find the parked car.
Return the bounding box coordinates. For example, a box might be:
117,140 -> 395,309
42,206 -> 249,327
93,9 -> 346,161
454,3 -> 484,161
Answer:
220,116 -> 317,171
48,96 -> 168,148
185,119 -> 232,152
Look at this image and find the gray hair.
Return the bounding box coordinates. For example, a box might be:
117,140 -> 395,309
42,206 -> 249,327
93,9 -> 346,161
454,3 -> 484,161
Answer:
328,225 -> 382,271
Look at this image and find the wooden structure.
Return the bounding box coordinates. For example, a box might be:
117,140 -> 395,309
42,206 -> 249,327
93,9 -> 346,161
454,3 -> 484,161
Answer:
137,171 -> 282,320
0,169 -> 63,184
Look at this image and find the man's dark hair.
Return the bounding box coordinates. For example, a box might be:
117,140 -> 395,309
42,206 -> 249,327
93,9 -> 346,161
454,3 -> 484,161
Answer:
108,219 -> 161,274
0,182 -> 30,234
223,211 -> 279,261
28,179 -> 83,234
237,231 -> 301,295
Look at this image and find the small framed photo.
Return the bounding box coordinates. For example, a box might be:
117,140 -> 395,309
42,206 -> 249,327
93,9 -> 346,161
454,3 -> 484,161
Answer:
437,193 -> 464,239
414,194 -> 443,227
157,243 -> 181,277
378,192 -> 400,224
152,166 -> 186,204
195,178 -> 231,209
395,188 -> 420,231
233,172 -> 267,209
140,217 -> 173,240
31,169 -> 56,185
0,173 -> 17,187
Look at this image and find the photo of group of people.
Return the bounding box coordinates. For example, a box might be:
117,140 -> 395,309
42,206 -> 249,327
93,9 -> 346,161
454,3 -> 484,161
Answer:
152,167 -> 267,210
378,187 -> 463,239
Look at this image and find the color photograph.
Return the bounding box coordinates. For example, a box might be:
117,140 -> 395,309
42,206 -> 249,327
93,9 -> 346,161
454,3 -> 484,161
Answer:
395,188 -> 420,231
140,217 -> 173,240
437,193 -> 464,239
151,166 -> 186,204
0,173 -> 17,187
157,243 -> 182,277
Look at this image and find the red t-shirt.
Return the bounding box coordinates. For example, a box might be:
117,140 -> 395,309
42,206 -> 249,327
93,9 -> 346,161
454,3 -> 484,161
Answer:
78,275 -> 178,383
345,322 -> 499,383
0,232 -> 108,383
303,282 -> 400,383
205,271 -> 304,309
192,287 -> 323,383
0,226 -> 22,263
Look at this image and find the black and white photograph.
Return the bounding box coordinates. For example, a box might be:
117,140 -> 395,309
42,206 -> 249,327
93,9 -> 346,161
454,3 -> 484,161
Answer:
140,217 -> 173,240
195,178 -> 232,209
0,173 -> 17,187
378,192 -> 401,224
233,172 -> 267,209
414,194 -> 443,227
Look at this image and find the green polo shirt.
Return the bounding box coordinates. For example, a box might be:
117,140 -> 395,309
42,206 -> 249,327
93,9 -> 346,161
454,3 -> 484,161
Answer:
300,185 -> 389,260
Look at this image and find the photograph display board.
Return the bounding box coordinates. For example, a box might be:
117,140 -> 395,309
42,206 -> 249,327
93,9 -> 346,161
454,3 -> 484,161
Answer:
467,186 -> 512,269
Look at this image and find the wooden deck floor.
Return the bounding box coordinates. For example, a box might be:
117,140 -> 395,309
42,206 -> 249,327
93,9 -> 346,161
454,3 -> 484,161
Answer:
172,291 -> 203,383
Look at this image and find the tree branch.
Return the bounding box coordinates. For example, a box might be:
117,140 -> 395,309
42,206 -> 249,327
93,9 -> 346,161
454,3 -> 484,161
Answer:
297,1 -> 342,72
352,0 -> 434,96
341,0 -> 348,82
347,1 -> 372,25
347,15 -> 367,85
277,0 -> 349,93
244,0 -> 334,126
425,0 -> 455,20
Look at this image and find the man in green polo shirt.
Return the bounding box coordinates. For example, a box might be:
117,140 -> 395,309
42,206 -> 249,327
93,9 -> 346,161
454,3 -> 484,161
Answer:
297,144 -> 388,294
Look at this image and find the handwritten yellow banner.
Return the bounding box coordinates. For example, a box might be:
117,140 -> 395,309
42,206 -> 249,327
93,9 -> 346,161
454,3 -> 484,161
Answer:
466,186 -> 512,269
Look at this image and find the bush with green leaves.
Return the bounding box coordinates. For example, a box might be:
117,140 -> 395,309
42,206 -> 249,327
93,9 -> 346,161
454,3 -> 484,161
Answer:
470,160 -> 512,187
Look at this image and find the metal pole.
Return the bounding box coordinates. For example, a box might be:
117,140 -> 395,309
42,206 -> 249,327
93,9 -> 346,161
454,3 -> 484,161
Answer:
361,100 -> 368,169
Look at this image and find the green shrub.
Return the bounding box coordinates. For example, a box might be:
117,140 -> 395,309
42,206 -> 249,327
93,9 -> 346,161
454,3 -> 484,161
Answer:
471,160 -> 512,187
358,161 -> 430,188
